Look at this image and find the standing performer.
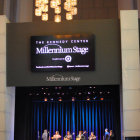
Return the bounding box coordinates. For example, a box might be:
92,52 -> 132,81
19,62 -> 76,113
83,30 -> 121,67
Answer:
76,131 -> 85,140
52,131 -> 61,140
42,129 -> 50,140
88,132 -> 96,140
104,128 -> 110,140
109,130 -> 115,140
64,131 -> 72,140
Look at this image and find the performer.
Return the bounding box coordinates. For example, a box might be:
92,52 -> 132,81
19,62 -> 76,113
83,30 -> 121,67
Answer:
88,132 -> 96,140
64,131 -> 72,140
83,131 -> 88,140
52,131 -> 61,140
42,129 -> 50,140
104,128 -> 110,140
109,130 -> 115,140
76,131 -> 85,140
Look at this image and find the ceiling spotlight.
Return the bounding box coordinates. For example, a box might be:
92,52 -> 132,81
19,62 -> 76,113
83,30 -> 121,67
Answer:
57,93 -> 60,95
42,88 -> 44,90
44,92 -> 46,95
48,93 -> 50,95
58,97 -> 62,102
72,97 -> 75,101
78,92 -> 82,95
51,98 -> 54,101
107,91 -> 110,94
36,93 -> 39,96
89,86 -> 92,89
88,92 -> 91,95
87,97 -> 90,101
29,93 -> 32,96
93,96 -> 97,100
55,87 -> 58,89
59,87 -> 62,89
44,98 -> 48,102
61,93 -> 65,95
100,92 -> 102,94
93,86 -> 96,89
100,98 -> 104,101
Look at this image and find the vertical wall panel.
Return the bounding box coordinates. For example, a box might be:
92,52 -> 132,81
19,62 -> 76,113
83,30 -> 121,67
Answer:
120,10 -> 140,138
0,15 -> 15,140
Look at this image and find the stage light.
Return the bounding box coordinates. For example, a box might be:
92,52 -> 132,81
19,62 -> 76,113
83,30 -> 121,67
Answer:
43,0 -> 49,4
87,97 -> 90,101
48,93 -> 50,95
93,96 -> 97,100
57,93 -> 60,95
71,7 -> 77,15
58,97 -> 62,102
44,98 -> 48,102
89,86 -> 92,89
78,92 -> 82,95
35,8 -> 42,16
51,98 -> 54,101
61,93 -> 65,95
36,93 -> 39,96
42,88 -> 44,90
55,6 -> 61,14
50,0 -> 57,8
100,92 -> 102,94
42,13 -> 48,21
72,97 -> 75,101
35,0 -> 41,7
42,5 -> 49,12
56,0 -> 61,5
107,91 -> 110,94
44,92 -> 46,95
88,92 -> 91,95
100,98 -> 104,101
66,12 -> 73,20
93,86 -> 96,89
29,93 -> 32,96
35,0 -> 78,22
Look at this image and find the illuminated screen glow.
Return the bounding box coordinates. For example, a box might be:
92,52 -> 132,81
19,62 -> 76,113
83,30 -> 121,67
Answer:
31,34 -> 95,72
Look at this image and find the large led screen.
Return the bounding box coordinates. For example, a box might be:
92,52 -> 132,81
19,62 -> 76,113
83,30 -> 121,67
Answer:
31,34 -> 95,72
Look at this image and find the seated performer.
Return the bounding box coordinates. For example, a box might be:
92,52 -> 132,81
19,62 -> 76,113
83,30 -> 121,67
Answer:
104,128 -> 110,140
42,129 -> 50,140
88,132 -> 96,140
64,131 -> 72,140
52,131 -> 61,140
76,131 -> 85,140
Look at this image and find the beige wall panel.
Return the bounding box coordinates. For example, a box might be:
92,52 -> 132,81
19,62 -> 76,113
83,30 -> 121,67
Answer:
124,110 -> 140,130
121,30 -> 139,50
0,73 -> 6,93
0,94 -> 5,111
122,70 -> 140,89
123,90 -> 140,110
120,10 -> 138,30
122,50 -> 140,69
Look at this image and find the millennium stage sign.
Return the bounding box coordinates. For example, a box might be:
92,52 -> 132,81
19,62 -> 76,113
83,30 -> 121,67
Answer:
31,34 -> 95,72
46,74 -> 81,82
